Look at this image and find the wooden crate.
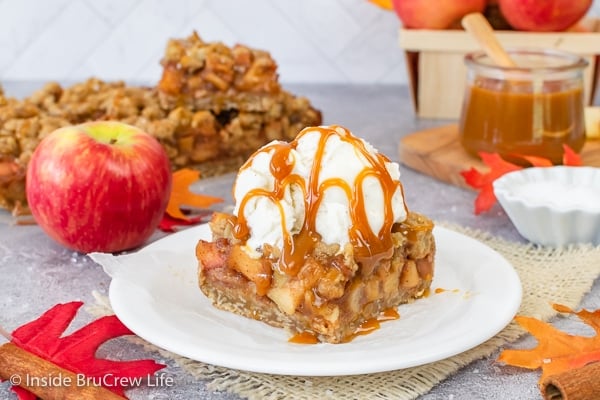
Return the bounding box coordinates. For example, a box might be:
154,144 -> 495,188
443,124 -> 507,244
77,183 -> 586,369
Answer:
399,19 -> 600,119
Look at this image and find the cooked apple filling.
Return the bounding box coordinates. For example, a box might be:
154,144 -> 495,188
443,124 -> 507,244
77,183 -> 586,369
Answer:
197,211 -> 434,344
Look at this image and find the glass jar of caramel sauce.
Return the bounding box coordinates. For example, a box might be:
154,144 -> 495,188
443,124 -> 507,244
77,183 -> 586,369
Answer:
459,49 -> 588,165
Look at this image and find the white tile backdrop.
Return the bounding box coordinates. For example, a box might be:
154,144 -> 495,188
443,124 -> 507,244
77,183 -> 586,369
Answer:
0,0 -> 599,85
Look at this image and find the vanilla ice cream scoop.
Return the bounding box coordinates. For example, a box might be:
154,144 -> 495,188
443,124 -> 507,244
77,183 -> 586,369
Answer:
232,125 -> 408,273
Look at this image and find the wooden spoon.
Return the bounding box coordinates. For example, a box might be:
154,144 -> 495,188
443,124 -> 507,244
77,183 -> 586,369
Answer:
461,12 -> 517,68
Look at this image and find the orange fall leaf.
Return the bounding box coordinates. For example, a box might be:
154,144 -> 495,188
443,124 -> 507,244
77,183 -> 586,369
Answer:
367,0 -> 394,10
166,168 -> 223,221
498,303 -> 600,385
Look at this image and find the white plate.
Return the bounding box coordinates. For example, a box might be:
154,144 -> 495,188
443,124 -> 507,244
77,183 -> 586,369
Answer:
91,225 -> 522,377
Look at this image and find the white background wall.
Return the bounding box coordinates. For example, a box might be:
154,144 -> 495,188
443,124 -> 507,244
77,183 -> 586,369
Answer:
1,0 -> 599,85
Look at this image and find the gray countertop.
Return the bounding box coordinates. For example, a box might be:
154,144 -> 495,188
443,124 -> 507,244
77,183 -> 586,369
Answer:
1,83 -> 598,400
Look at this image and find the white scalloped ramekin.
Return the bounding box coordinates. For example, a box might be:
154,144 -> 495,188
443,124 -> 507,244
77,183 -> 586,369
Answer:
493,166 -> 600,246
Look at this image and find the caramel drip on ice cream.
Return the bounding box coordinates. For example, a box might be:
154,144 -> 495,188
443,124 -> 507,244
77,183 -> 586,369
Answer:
234,125 -> 404,275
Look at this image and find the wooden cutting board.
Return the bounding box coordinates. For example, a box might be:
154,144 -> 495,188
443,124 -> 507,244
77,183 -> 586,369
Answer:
398,124 -> 600,189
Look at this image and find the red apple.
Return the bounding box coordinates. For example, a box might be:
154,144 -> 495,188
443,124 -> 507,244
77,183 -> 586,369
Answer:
392,0 -> 487,29
498,0 -> 593,31
26,121 -> 172,253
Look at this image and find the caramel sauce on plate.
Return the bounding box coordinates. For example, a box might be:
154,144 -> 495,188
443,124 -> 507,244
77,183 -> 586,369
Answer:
288,308 -> 401,344
434,288 -> 460,294
288,331 -> 320,344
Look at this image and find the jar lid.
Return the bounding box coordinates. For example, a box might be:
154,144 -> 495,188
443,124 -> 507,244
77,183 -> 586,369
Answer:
465,48 -> 588,80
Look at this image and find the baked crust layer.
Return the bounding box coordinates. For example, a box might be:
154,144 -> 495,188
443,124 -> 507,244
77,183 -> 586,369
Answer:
196,211 -> 435,344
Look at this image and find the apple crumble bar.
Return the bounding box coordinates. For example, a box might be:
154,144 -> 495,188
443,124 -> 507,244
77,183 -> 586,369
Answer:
0,32 -> 321,214
196,125 -> 435,344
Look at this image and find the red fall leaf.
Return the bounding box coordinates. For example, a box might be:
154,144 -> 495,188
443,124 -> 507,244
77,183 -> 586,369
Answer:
498,303 -> 600,384
460,152 -> 522,215
8,301 -> 165,399
461,147 -> 583,214
562,144 -> 584,166
158,210 -> 213,232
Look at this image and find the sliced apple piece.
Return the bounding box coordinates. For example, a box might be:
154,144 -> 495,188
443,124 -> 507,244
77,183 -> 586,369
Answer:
585,106 -> 600,139
267,271 -> 304,315
228,245 -> 272,296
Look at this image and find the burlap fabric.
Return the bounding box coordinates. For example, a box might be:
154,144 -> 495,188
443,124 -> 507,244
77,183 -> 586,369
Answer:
90,223 -> 600,400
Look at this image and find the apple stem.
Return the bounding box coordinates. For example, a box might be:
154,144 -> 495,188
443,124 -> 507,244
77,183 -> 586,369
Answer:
109,138 -> 117,145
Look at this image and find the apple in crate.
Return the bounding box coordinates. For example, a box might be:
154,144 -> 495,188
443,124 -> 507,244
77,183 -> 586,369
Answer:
26,121 -> 172,253
392,0 -> 487,29
498,0 -> 593,31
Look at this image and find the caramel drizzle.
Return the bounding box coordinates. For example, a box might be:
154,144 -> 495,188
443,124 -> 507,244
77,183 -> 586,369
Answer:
288,308 -> 401,344
233,125 -> 405,275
